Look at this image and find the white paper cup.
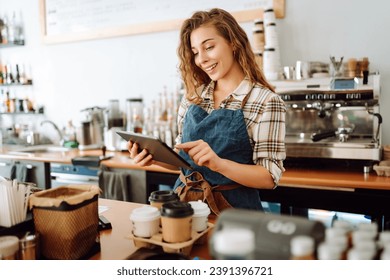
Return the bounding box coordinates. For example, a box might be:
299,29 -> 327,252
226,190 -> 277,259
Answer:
188,200 -> 210,232
130,206 -> 160,238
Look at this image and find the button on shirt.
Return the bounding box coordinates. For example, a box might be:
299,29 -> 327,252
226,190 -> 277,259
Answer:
176,78 -> 286,185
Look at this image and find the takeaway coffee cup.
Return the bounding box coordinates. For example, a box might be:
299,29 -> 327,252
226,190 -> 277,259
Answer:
148,190 -> 179,209
0,236 -> 19,260
130,206 -> 160,238
188,200 -> 210,232
161,201 -> 194,243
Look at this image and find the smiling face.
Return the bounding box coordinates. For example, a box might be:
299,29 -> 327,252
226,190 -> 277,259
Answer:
190,25 -> 242,83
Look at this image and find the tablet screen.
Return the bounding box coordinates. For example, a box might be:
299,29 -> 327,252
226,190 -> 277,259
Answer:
116,131 -> 192,169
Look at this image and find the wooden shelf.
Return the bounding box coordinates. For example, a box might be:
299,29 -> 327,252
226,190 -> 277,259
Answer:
0,41 -> 25,48
0,81 -> 33,87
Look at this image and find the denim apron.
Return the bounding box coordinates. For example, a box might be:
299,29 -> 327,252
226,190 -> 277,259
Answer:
174,95 -> 263,211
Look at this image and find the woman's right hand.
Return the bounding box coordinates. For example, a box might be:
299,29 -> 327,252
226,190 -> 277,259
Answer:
127,141 -> 155,167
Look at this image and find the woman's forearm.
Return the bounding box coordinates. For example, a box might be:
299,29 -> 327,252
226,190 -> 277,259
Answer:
215,158 -> 275,189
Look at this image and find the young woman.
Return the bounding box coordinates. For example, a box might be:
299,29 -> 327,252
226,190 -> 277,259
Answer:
128,8 -> 286,212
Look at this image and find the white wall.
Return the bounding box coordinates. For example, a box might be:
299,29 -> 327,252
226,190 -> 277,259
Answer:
1,0 -> 389,145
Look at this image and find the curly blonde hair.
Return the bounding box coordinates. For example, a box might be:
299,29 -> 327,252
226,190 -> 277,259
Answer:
177,8 -> 274,104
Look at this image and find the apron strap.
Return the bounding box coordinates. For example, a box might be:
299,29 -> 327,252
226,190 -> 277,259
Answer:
178,171 -> 239,216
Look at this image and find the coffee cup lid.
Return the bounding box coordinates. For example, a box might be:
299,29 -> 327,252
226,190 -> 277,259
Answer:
130,206 -> 160,222
0,236 -> 20,258
188,200 -> 210,217
161,201 -> 194,218
149,190 -> 179,203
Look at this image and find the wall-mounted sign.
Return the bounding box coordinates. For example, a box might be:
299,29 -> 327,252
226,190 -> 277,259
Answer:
39,0 -> 285,44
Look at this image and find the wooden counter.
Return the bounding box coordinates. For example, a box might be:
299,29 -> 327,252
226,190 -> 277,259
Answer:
2,146 -> 390,229
1,146 -> 389,190
0,146 -> 179,174
280,167 -> 390,191
92,198 -> 211,260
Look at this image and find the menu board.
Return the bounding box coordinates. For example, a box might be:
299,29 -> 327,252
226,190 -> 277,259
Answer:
39,0 -> 285,44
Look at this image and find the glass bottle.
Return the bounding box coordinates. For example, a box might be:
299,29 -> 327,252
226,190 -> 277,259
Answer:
0,14 -> 9,44
213,228 -> 255,260
378,231 -> 390,251
107,99 -> 123,129
0,89 -> 6,113
347,247 -> 376,260
317,242 -> 342,260
7,12 -> 16,43
125,98 -> 143,133
356,222 -> 378,240
380,244 -> 390,260
290,235 -> 315,260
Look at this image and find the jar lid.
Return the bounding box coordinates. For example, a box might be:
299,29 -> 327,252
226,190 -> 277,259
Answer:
188,200 -> 210,217
149,190 -> 179,203
352,230 -> 376,245
379,231 -> 390,244
332,220 -> 353,232
161,201 -> 194,218
325,227 -> 347,240
0,236 -> 19,258
213,228 -> 255,256
290,235 -> 314,257
130,206 -> 160,222
347,247 -> 376,260
317,242 -> 342,260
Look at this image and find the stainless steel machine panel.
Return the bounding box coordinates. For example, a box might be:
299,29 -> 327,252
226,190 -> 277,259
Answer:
274,74 -> 382,161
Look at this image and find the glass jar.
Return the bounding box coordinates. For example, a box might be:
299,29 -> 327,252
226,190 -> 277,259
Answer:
125,98 -> 143,133
107,99 -> 123,129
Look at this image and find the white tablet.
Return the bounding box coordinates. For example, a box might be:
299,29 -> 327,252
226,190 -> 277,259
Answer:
116,131 -> 192,170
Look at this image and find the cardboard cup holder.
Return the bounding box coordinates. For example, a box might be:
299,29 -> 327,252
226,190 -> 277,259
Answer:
127,222 -> 213,256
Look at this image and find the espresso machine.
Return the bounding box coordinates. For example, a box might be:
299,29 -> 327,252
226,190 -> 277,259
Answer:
273,73 -> 382,168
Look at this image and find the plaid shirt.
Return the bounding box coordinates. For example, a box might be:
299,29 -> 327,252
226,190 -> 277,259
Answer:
176,78 -> 286,185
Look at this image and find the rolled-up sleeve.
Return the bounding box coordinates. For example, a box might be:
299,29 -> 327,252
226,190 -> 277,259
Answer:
252,94 -> 286,186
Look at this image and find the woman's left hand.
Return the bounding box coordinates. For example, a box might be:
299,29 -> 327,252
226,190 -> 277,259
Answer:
175,140 -> 222,171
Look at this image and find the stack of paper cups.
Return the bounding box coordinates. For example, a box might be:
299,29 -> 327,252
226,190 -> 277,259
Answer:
263,8 -> 276,23
252,18 -> 264,53
263,8 -> 281,80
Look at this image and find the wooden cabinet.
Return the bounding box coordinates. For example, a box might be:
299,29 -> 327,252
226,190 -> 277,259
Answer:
0,158 -> 50,189
100,166 -> 177,203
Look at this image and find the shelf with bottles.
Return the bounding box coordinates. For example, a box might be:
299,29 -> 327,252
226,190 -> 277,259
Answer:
0,80 -> 33,87
0,87 -> 42,115
0,10 -> 25,48
0,62 -> 32,86
0,111 -> 43,116
0,40 -> 25,48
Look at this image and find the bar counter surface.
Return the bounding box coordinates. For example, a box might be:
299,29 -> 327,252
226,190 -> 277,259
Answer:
93,198 -> 212,260
1,146 -> 390,229
1,146 -> 388,190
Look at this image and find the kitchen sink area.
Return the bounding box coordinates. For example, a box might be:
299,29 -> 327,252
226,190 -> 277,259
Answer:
7,144 -> 73,155
0,144 -> 77,160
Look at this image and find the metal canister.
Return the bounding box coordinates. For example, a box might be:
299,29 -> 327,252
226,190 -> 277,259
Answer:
19,234 -> 39,260
0,236 -> 19,260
